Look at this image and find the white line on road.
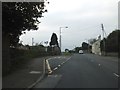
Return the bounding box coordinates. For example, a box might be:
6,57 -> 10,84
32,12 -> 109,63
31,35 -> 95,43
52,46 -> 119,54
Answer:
58,65 -> 61,67
67,57 -> 71,60
113,73 -> 119,77
61,63 -> 64,65
47,58 -> 52,61
98,64 -> 101,66
29,71 -> 41,74
46,59 -> 53,74
62,62 -> 65,64
53,57 -> 71,71
53,67 -> 58,71
58,57 -> 61,58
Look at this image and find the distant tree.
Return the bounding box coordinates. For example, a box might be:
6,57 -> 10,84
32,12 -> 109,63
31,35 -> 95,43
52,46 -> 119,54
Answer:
75,47 -> 81,53
88,38 -> 97,45
100,30 -> 120,53
82,42 -> 89,50
65,49 -> 69,52
49,33 -> 59,47
2,2 -> 48,47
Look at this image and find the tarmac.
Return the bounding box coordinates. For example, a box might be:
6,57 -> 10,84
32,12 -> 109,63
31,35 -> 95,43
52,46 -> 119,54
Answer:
2,56 -> 51,89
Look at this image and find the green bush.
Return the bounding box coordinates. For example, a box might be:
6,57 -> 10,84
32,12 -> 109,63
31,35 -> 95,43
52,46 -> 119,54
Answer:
9,47 -> 49,73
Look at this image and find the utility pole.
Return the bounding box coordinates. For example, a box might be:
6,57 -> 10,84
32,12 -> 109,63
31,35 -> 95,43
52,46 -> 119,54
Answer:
59,26 -> 68,53
101,24 -> 106,55
59,27 -> 62,52
32,38 -> 34,46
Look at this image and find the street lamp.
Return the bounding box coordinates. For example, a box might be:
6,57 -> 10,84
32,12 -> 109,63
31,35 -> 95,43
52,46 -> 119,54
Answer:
59,26 -> 68,52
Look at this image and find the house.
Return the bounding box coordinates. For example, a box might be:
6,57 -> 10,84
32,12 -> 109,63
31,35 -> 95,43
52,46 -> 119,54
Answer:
92,36 -> 101,55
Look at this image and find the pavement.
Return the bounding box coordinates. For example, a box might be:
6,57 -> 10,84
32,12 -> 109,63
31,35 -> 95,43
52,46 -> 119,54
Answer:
2,56 -> 52,89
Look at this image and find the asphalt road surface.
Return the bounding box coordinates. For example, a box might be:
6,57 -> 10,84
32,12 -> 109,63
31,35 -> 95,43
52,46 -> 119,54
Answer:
33,54 -> 119,89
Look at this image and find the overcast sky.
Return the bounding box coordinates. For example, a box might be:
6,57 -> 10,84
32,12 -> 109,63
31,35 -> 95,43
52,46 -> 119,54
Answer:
20,0 -> 119,51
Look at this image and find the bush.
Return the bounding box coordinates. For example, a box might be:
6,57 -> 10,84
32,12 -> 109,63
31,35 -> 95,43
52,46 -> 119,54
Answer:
7,47 -> 49,74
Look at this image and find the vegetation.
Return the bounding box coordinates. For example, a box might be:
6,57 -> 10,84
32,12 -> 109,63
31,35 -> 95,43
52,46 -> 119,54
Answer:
100,29 -> 120,53
49,33 -> 60,55
2,2 -> 49,76
49,33 -> 59,47
88,38 -> 97,45
82,42 -> 89,50
74,47 -> 82,53
2,2 -> 48,47
106,30 -> 119,52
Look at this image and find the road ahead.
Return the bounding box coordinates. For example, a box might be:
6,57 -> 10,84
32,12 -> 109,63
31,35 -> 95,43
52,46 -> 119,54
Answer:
33,54 -> 119,88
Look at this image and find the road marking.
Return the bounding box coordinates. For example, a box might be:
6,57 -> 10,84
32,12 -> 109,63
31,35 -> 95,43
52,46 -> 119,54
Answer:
29,71 -> 41,74
58,65 -> 61,67
63,62 -> 65,64
53,67 -> 58,71
67,57 -> 71,60
51,57 -> 72,72
58,57 -> 61,58
47,58 -> 52,61
98,64 -> 101,66
113,73 -> 119,77
61,63 -> 63,65
46,59 -> 53,74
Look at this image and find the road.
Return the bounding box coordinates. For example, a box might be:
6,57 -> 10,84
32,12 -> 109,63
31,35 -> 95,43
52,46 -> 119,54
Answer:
33,54 -> 119,89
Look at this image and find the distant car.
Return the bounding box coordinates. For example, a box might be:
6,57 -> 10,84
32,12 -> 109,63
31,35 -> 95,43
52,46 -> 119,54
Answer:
79,50 -> 83,54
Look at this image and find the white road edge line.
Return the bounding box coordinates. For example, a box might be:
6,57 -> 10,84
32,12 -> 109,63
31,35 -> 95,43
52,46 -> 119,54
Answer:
113,73 -> 119,77
46,59 -> 52,74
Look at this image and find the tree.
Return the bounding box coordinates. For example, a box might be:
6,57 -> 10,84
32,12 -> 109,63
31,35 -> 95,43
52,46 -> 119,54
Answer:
82,42 -> 89,50
2,2 -> 48,47
106,30 -> 120,52
2,2 -> 48,76
74,47 -> 81,53
65,49 -> 69,52
100,29 -> 120,53
88,38 -> 97,45
49,33 -> 59,47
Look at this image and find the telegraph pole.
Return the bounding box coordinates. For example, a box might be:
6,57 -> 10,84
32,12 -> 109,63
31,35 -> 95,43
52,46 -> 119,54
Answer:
101,24 -> 106,55
59,27 -> 62,52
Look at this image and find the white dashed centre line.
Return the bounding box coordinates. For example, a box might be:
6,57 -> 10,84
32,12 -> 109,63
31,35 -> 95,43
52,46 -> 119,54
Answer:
58,65 -> 61,67
98,64 -> 101,66
52,57 -> 71,72
113,73 -> 119,77
29,71 -> 41,74
53,67 -> 58,71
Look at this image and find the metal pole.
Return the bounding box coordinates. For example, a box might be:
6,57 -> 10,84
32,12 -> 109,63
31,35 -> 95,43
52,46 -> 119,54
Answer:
32,38 -> 34,46
59,26 -> 68,53
59,27 -> 61,52
101,24 -> 105,55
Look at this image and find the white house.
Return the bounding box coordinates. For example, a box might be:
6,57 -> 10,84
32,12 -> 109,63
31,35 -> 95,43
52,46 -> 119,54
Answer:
92,36 -> 101,55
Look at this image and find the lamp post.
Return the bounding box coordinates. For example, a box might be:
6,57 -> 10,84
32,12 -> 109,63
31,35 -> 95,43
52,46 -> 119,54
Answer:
59,26 -> 68,52
32,38 -> 34,46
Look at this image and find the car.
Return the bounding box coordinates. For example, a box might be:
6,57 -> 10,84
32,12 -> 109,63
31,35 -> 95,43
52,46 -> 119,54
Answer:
79,50 -> 83,54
